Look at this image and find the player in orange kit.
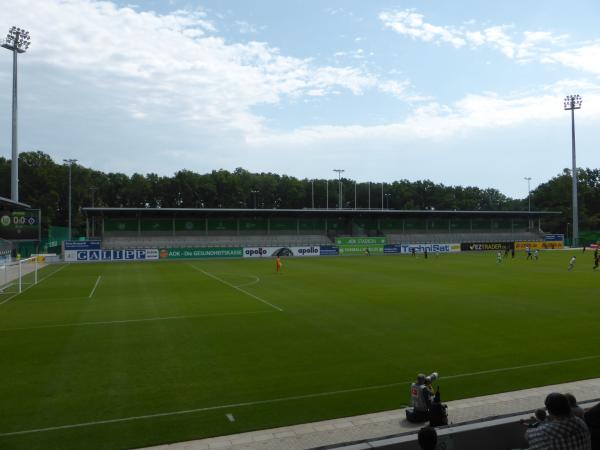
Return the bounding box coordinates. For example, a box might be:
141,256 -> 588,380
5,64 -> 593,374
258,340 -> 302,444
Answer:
276,255 -> 282,273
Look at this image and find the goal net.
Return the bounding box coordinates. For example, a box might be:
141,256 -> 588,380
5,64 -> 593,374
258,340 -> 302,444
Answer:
0,256 -> 43,300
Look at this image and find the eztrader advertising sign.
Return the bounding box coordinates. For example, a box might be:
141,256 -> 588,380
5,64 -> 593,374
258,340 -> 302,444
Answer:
461,242 -> 513,251
160,247 -> 243,259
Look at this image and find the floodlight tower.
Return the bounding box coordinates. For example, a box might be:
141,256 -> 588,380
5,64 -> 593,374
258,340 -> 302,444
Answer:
333,169 -> 344,209
2,26 -> 31,203
564,95 -> 582,247
64,159 -> 78,240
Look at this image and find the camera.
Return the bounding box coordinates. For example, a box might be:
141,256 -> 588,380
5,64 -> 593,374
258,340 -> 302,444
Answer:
426,372 -> 439,383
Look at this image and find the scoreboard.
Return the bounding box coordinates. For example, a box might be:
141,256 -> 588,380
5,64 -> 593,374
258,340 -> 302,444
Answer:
0,209 -> 41,241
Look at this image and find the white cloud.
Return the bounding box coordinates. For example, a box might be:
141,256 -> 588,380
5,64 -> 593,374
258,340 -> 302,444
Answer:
248,82 -> 600,146
2,0 -> 407,136
380,9 -> 570,64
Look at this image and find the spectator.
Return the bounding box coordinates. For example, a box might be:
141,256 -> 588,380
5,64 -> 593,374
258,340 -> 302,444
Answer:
584,402 -> 600,450
526,393 -> 591,449
418,426 -> 437,450
566,393 -> 585,419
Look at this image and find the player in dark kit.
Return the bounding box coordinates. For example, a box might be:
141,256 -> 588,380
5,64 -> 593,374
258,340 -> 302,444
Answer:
594,254 -> 599,271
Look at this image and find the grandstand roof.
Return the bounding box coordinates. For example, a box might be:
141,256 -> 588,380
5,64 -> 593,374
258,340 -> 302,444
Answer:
82,207 -> 560,216
0,196 -> 31,209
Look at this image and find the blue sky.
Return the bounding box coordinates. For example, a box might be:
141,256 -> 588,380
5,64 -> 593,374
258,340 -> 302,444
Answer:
1,0 -> 600,198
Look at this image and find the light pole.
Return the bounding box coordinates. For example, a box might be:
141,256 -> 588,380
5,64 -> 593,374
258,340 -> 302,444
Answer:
89,186 -> 97,237
311,180 -> 314,209
354,181 -> 357,209
63,159 -> 77,240
326,180 -> 329,209
381,183 -> 384,211
2,26 -> 31,202
566,222 -> 571,245
250,189 -> 259,209
333,169 -> 344,209
368,182 -> 371,209
524,177 -> 532,230
564,95 -> 582,247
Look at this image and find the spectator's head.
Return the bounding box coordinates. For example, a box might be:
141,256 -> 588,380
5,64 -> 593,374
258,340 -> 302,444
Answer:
545,393 -> 571,418
418,426 -> 437,450
535,408 -> 547,422
565,393 -> 578,407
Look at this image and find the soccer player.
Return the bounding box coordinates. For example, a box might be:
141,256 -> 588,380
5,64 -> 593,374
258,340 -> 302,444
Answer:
364,248 -> 370,256
568,256 -> 576,271
593,254 -> 599,271
526,246 -> 532,260
534,249 -> 539,260
496,251 -> 502,264
276,255 -> 282,273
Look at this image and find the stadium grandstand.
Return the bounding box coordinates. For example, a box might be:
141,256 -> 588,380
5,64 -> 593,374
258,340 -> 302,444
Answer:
82,206 -> 558,249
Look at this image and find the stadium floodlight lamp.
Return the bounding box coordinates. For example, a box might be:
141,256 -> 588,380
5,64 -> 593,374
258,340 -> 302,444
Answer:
563,94 -> 582,247
2,26 -> 31,53
563,95 -> 582,110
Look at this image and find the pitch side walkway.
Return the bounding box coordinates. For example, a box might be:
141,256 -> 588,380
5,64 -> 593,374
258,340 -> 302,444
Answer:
136,378 -> 600,450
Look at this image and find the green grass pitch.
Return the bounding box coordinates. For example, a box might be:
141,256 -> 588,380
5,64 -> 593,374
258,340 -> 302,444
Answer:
0,251 -> 599,450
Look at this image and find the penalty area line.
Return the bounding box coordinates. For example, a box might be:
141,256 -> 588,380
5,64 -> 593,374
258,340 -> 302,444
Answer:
190,265 -> 283,312
89,276 -> 101,299
1,354 -> 599,437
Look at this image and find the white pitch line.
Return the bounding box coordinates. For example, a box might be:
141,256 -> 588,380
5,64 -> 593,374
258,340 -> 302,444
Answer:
226,413 -> 235,422
89,276 -> 101,299
190,265 -> 283,312
1,354 -> 599,437
0,264 -> 68,306
0,283 -> 14,293
234,275 -> 261,288
0,310 -> 275,333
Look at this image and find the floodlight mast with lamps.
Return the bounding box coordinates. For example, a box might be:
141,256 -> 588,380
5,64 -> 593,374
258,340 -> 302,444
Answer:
2,26 -> 31,203
564,94 -> 582,247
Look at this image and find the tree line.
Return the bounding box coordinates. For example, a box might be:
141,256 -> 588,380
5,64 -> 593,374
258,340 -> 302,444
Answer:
1,151 -> 599,235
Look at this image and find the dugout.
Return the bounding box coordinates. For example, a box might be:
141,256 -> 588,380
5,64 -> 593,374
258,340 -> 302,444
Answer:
82,207 -> 560,239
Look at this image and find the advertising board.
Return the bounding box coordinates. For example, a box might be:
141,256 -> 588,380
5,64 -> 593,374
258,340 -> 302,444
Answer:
384,244 -> 402,254
64,240 -> 102,250
64,249 -> 159,262
399,243 -> 461,254
243,246 -> 322,258
338,245 -> 384,256
160,247 -> 243,259
0,209 -> 41,240
514,241 -> 564,250
335,237 -> 386,246
544,234 -> 565,242
460,242 -> 512,251
319,245 -> 339,256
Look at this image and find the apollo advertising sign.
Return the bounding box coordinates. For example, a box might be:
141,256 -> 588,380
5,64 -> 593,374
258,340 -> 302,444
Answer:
243,246 -> 322,257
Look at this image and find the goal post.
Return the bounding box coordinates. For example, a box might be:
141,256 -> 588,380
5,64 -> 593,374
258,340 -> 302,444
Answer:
0,256 -> 41,296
